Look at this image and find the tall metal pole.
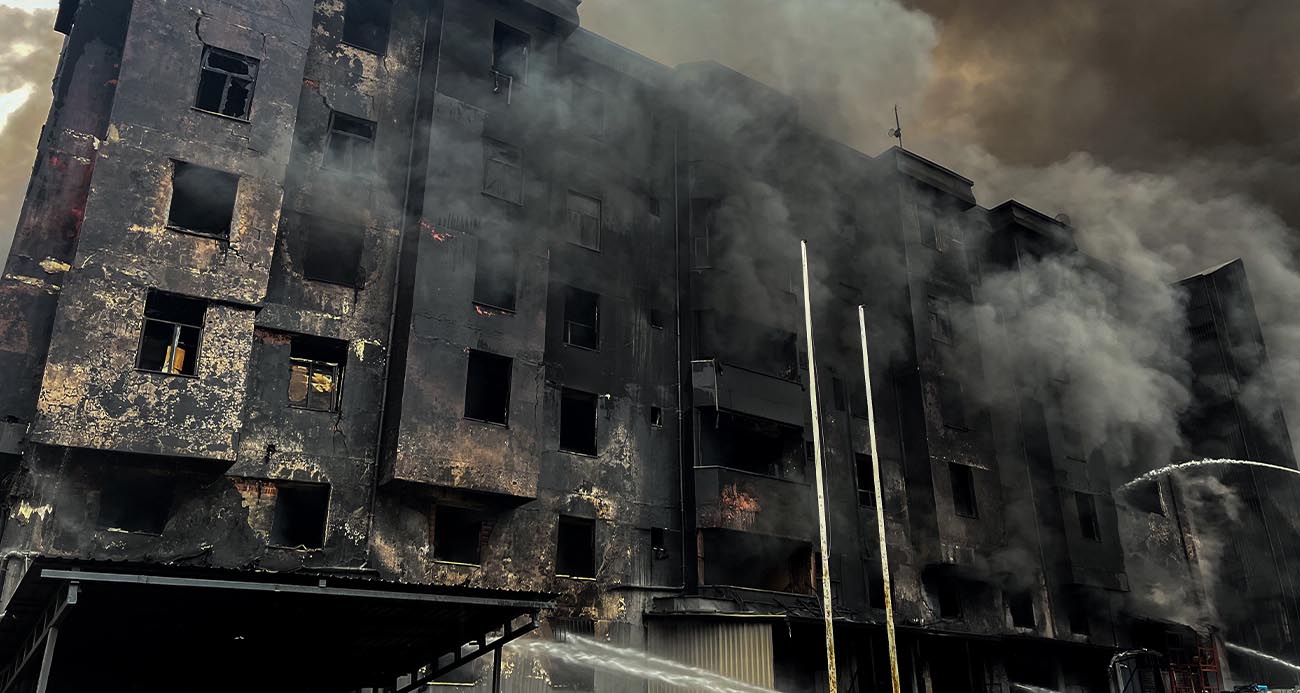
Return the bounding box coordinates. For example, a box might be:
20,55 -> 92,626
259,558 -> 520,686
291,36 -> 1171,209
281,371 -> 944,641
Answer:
800,240 -> 839,693
858,305 -> 902,693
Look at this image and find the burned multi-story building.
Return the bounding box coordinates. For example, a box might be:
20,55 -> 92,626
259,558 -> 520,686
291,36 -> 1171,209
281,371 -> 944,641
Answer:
0,1 -> 1298,692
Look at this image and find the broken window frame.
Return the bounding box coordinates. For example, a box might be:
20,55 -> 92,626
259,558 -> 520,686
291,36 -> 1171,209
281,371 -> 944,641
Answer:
555,515 -> 597,579
136,291 -> 206,377
563,286 -> 600,351
649,406 -> 664,428
927,295 -> 954,345
463,349 -> 513,427
690,198 -> 718,269
949,461 -> 978,518
482,139 -> 523,205
167,161 -> 240,238
194,45 -> 259,121
566,191 -> 602,251
854,454 -> 876,507
341,0 -> 393,54
491,21 -> 530,83
323,111 -> 377,176
1076,491 -> 1102,542
287,336 -> 346,413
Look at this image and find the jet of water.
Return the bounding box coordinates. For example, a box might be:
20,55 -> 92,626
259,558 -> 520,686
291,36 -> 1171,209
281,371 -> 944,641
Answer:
1012,684 -> 1059,693
1117,458 -> 1300,494
514,636 -> 780,693
1225,641 -> 1300,673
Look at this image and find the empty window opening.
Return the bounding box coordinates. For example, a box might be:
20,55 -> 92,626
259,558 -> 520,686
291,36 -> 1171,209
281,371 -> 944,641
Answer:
1125,481 -> 1164,516
937,580 -> 962,619
556,516 -> 596,578
342,0 -> 392,53
649,406 -> 664,428
697,408 -> 806,481
482,139 -> 522,204
1077,491 -> 1102,542
928,295 -> 953,344
303,219 -> 364,287
566,191 -> 602,250
950,462 -> 978,518
650,527 -> 669,560
473,238 -> 517,311
850,379 -> 869,419
1068,597 -> 1090,636
270,482 -> 329,549
1008,590 -> 1035,628
324,112 -> 376,175
866,559 -> 887,609
137,291 -> 206,376
98,475 -> 173,535
690,198 -> 718,268
559,388 -> 598,456
492,22 -> 530,82
831,376 -> 847,410
938,376 -> 968,430
464,350 -> 512,426
648,196 -> 661,217
288,335 -> 347,412
648,307 -> 664,330
573,83 -> 605,139
195,46 -> 258,119
854,454 -> 876,507
433,506 -> 483,565
564,286 -> 600,350
168,161 -> 238,237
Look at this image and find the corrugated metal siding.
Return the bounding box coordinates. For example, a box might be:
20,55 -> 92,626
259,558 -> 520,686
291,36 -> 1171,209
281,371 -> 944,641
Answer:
646,620 -> 774,693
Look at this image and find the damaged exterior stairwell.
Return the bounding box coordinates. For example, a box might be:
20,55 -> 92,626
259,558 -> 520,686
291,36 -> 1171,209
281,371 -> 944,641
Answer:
0,1 -> 1297,692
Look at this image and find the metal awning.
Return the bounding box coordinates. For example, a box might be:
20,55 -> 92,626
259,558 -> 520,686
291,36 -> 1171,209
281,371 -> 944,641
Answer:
0,558 -> 552,693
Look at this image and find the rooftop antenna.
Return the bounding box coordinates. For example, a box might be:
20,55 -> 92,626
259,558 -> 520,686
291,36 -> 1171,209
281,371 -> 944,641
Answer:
888,104 -> 904,150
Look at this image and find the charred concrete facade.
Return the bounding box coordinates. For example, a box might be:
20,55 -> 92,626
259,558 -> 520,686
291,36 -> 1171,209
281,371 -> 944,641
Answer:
0,1 -> 1298,691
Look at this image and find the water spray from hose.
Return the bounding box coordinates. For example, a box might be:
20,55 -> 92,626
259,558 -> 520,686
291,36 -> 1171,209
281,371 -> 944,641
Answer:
1117,458 -> 1300,494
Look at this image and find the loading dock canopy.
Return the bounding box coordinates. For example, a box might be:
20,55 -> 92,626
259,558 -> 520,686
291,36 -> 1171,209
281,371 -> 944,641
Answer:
0,558 -> 551,693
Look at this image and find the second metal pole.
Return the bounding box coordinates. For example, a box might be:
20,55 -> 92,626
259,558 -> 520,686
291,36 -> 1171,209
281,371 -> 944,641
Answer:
859,305 -> 902,693
800,240 -> 838,693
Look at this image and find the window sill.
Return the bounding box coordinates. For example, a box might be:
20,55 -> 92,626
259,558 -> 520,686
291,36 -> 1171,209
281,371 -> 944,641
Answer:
288,404 -> 340,414
268,543 -> 324,552
472,302 -> 516,315
166,224 -> 230,242
433,559 -> 482,568
303,275 -> 362,290
134,366 -> 200,380
340,40 -> 386,56
556,574 -> 597,582
101,527 -> 163,537
191,106 -> 251,124
563,342 -> 600,353
481,190 -> 524,207
464,416 -> 509,429
559,448 -> 598,458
